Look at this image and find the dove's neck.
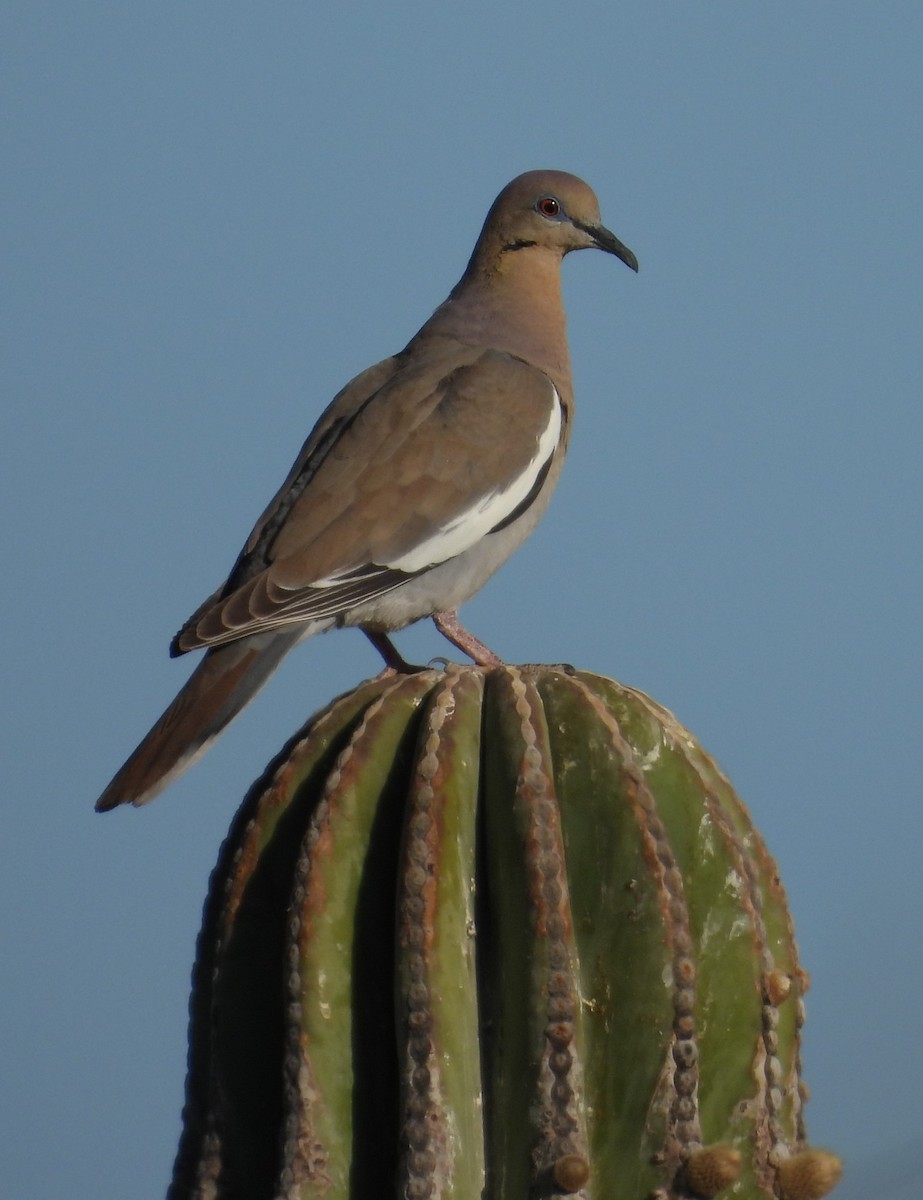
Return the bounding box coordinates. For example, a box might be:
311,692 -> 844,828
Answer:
419,246 -> 573,389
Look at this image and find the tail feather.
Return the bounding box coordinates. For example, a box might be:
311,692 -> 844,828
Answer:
95,629 -> 304,811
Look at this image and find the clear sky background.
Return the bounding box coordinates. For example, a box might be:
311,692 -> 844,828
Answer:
3,5 -> 921,1198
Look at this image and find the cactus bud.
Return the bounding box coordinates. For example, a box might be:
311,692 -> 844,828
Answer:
777,1149 -> 844,1200
551,1153 -> 591,1192
684,1143 -> 742,1196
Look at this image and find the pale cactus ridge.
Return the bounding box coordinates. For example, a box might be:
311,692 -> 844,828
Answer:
168,665 -> 841,1200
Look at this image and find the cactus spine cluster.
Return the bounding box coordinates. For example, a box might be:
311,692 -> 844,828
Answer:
169,665 -> 841,1200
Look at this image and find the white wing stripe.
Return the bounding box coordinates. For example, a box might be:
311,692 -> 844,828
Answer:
387,384 -> 562,574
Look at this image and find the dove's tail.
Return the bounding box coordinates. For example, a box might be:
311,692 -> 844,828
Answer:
95,628 -> 306,811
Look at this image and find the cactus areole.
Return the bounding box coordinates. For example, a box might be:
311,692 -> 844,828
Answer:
169,665 -> 841,1200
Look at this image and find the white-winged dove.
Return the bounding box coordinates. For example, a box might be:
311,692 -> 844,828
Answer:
96,170 -> 637,811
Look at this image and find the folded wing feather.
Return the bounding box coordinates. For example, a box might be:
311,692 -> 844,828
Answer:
173,348 -> 562,653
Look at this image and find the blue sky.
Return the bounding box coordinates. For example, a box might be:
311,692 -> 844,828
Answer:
3,4 -> 921,1197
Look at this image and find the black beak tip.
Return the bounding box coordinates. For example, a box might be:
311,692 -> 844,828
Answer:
577,218 -> 638,272
600,229 -> 638,273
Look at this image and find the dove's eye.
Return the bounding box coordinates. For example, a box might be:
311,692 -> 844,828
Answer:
535,196 -> 562,219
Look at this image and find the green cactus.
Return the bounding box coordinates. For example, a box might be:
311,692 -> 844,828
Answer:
168,665 -> 841,1200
